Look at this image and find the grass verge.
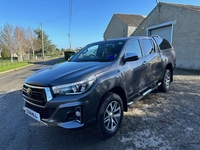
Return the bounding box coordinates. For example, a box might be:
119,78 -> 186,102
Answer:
0,62 -> 30,73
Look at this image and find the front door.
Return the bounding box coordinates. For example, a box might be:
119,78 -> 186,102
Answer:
122,39 -> 148,99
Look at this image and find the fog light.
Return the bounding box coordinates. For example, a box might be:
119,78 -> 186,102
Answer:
75,107 -> 82,123
75,111 -> 81,117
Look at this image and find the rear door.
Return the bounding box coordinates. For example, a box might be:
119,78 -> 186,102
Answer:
122,39 -> 149,98
139,38 -> 163,85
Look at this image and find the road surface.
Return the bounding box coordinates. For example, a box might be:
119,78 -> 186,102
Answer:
0,60 -> 200,150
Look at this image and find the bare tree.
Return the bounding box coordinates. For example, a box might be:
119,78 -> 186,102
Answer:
26,27 -> 40,60
0,23 -> 54,62
14,26 -> 26,61
0,23 -> 15,62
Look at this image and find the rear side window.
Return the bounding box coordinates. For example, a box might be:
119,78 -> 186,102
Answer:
153,37 -> 172,50
140,39 -> 155,56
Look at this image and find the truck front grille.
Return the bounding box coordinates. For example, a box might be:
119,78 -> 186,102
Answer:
23,84 -> 48,106
25,102 -> 55,119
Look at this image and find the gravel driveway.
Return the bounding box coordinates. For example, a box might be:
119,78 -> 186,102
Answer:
1,67 -> 199,150
117,69 -> 200,150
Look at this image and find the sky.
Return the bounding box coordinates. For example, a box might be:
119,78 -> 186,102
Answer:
1,0 -> 200,50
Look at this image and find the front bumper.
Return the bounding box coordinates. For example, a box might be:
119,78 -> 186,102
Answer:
23,101 -> 85,128
23,84 -> 100,129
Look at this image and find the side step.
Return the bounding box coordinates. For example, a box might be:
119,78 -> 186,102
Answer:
127,82 -> 161,106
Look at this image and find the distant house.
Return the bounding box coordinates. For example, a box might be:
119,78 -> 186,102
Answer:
103,14 -> 145,40
132,2 -> 200,70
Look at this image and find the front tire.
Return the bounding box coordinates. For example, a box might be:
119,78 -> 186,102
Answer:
96,92 -> 123,139
158,69 -> 171,92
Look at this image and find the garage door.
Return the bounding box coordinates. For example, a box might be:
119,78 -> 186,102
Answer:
150,25 -> 172,43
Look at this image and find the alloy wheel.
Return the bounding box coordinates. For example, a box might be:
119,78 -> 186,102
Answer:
104,101 -> 121,131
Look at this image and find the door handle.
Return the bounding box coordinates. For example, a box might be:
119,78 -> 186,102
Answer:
156,56 -> 161,60
142,61 -> 148,65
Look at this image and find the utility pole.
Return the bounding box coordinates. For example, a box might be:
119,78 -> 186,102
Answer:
0,48 -> 2,57
40,22 -> 45,59
68,33 -> 71,50
68,0 -> 72,50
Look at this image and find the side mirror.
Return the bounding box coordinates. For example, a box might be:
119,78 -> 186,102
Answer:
123,52 -> 139,62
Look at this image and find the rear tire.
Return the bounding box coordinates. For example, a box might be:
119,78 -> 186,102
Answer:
158,69 -> 171,92
95,92 -> 123,139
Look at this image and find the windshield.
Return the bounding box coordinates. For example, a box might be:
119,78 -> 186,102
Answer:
70,40 -> 124,62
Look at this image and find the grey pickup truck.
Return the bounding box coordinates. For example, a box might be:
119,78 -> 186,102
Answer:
23,36 -> 176,138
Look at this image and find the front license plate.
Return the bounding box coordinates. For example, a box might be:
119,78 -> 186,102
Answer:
24,107 -> 41,122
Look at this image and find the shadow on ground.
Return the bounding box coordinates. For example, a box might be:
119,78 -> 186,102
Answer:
174,68 -> 200,76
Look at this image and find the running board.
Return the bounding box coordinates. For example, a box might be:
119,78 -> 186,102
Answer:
128,82 -> 161,106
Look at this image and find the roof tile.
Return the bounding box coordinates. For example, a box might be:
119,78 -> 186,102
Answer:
161,2 -> 200,11
115,14 -> 145,26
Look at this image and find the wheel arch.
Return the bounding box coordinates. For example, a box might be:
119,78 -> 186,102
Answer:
97,86 -> 128,114
108,87 -> 127,111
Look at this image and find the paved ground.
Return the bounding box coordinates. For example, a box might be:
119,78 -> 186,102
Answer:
0,60 -> 200,150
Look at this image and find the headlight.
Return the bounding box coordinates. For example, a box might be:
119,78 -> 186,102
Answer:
52,75 -> 96,95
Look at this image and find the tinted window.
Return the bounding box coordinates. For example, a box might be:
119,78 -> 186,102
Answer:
153,37 -> 172,50
82,45 -> 98,56
140,39 -> 155,56
71,40 -> 124,62
125,40 -> 142,57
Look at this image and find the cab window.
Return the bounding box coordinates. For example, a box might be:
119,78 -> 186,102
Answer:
125,40 -> 142,57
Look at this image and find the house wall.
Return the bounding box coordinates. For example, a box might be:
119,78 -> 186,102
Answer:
127,26 -> 137,37
132,3 -> 200,70
104,15 -> 128,40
